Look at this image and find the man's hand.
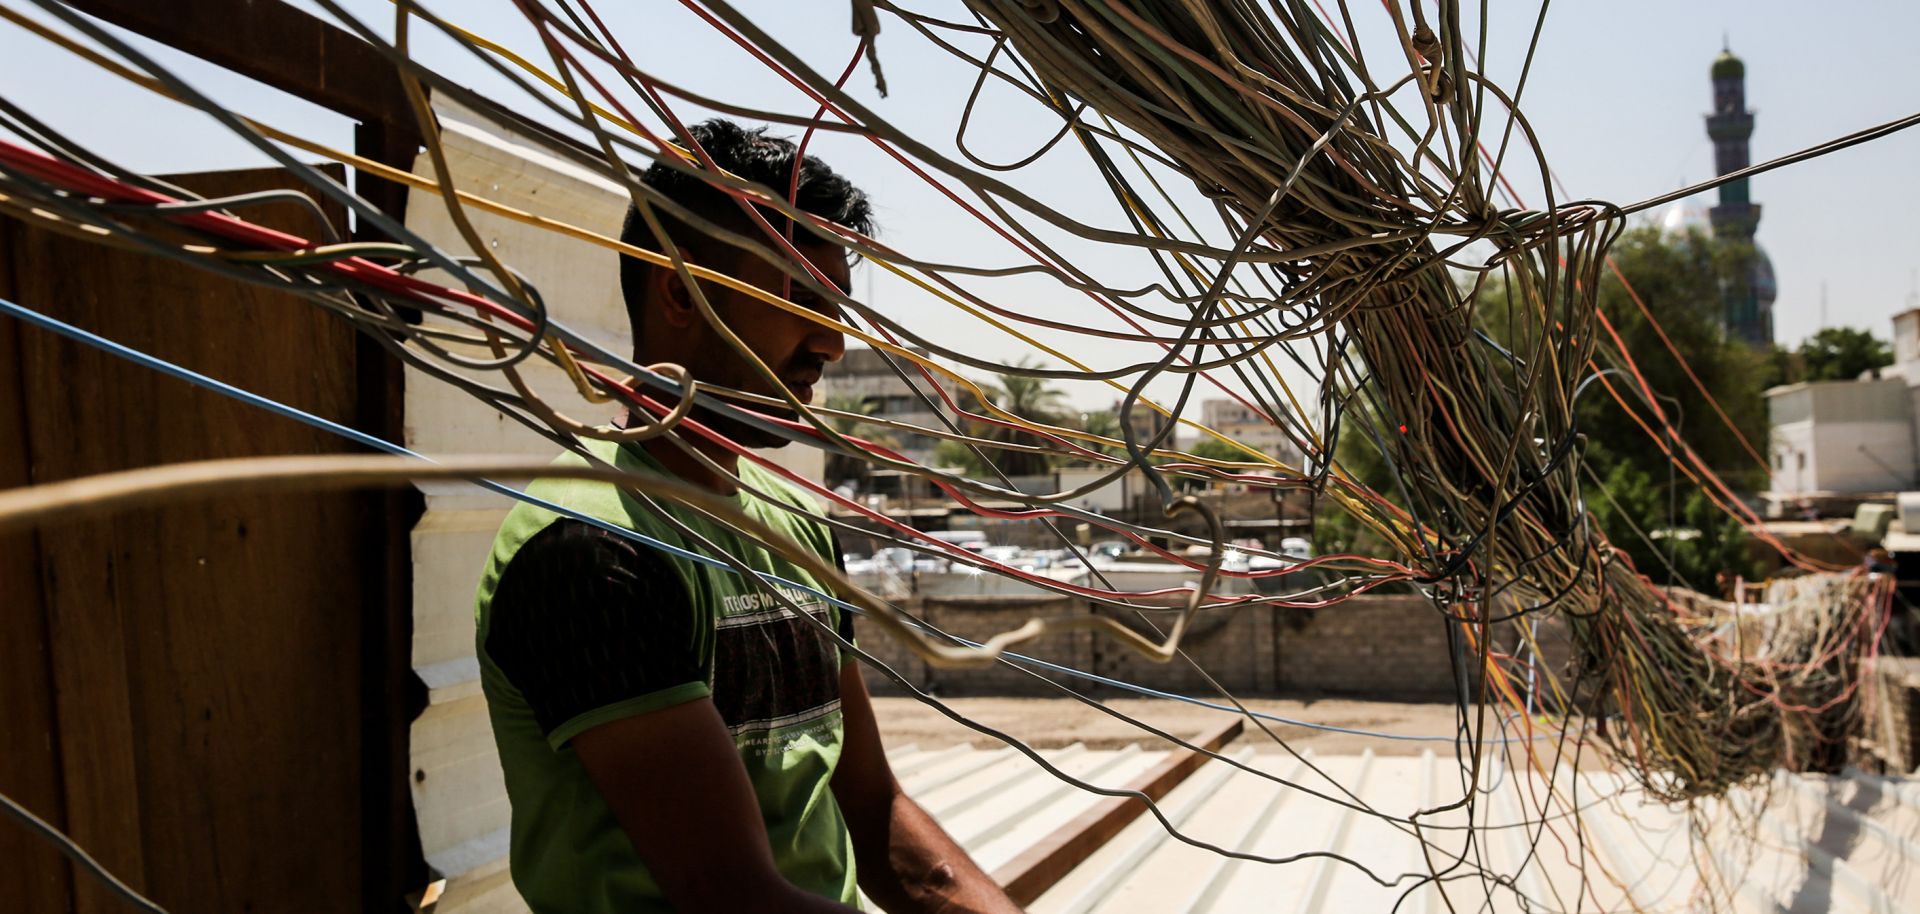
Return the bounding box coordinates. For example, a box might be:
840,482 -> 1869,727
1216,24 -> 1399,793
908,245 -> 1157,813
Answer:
832,664 -> 1025,914
572,698 -> 861,914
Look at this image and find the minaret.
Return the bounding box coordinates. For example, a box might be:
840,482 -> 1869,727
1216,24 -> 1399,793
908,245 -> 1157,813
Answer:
1704,42 -> 1773,345
1706,43 -> 1760,240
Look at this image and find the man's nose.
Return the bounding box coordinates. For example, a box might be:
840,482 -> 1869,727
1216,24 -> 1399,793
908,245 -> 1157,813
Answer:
809,323 -> 846,364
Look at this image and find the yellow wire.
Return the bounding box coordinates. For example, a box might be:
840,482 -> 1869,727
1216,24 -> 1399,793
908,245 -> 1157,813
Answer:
393,5 -> 611,409
1087,107 -> 1325,456
389,2 -> 1304,473
4,3 -> 1437,542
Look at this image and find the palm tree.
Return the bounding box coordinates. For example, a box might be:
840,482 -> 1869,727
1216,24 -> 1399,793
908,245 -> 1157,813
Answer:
988,364 -> 1070,426
1073,407 -> 1124,463
977,357 -> 1068,477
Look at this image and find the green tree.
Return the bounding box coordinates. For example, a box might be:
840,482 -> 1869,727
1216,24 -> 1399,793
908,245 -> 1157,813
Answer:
976,358 -> 1068,477
1553,226 -> 1768,587
1761,343 -> 1800,389
1188,436 -> 1247,463
1064,407 -> 1126,464
1172,435 -> 1251,492
987,361 -> 1071,426
1582,441 -> 1760,588
931,437 -> 991,477
1322,226 -> 1770,587
1798,326 -> 1892,382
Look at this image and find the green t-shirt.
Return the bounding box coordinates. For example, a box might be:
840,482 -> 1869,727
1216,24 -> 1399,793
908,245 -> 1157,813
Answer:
474,437 -> 858,913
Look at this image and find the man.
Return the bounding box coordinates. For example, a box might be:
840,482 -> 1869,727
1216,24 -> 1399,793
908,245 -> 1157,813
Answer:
475,119 -> 1020,914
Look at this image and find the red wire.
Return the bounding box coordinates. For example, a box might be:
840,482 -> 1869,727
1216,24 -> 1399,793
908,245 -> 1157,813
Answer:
782,39 -> 866,300
536,7 -> 1314,514
15,5 -> 1878,703
651,0 -> 1287,429
545,4 -> 1848,593
1569,181 -> 1772,474
5,136 -> 1435,606
1430,6 -> 1774,474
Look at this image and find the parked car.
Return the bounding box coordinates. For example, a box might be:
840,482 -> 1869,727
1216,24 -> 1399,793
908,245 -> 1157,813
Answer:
978,545 -> 1024,566
873,546 -> 946,573
1088,540 -> 1131,562
841,552 -> 878,575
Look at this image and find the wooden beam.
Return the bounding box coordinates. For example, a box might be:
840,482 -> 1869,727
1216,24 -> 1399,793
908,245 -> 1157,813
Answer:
6,166 -> 370,913
0,212 -> 78,914
62,0 -> 414,131
352,121 -> 428,914
992,718 -> 1245,907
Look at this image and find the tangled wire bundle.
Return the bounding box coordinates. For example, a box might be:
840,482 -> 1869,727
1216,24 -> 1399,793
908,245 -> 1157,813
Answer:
953,0 -> 1888,800
0,0 -> 1893,804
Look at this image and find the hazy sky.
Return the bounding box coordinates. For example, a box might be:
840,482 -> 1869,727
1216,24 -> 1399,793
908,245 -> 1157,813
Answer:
3,1 -> 1916,417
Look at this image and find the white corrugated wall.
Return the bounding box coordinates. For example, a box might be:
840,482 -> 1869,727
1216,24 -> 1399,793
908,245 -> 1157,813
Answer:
401,98 -> 830,913
403,96 -> 632,914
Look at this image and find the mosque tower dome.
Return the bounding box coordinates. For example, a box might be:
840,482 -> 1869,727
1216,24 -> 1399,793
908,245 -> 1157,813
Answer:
1652,195 -> 1778,345
1711,47 -> 1745,80
1656,199 -> 1713,236
1750,242 -> 1778,316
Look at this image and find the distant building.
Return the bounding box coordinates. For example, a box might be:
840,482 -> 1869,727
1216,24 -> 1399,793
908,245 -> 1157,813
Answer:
1123,402 -> 1162,447
816,345 -> 959,468
1765,306 -> 1920,515
1889,305 -> 1920,465
1704,44 -> 1777,345
1766,379 -> 1913,500
1199,398 -> 1301,466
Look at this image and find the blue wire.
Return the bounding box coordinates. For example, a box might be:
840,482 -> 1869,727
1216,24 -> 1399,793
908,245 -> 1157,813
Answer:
0,294 -> 1539,745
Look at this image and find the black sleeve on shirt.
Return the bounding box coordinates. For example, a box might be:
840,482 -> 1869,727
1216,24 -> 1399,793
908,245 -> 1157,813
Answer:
829,531 -> 856,648
487,519 -> 704,739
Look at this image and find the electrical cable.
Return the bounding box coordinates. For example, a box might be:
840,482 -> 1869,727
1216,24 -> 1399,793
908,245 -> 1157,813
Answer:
0,0 -> 1903,906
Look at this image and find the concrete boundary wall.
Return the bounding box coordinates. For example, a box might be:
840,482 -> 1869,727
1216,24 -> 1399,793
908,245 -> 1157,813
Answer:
860,593 -> 1476,700
1860,657 -> 1920,774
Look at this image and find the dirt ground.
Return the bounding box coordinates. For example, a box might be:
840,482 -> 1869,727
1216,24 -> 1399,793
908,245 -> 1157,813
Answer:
872,695 -> 1473,756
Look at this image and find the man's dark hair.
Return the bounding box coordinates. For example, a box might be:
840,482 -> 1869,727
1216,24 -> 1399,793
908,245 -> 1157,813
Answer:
618,119 -> 873,335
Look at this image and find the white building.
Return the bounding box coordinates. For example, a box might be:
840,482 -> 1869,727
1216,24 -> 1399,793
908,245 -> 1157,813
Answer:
1891,308 -> 1920,449
1766,379 -> 1914,499
1763,300 -> 1920,513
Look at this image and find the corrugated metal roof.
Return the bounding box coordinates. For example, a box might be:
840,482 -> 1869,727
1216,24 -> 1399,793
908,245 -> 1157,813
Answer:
900,742 -> 1919,913
898,743 -> 1170,875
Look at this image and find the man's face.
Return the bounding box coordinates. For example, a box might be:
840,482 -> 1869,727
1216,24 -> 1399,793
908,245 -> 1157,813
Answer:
667,240 -> 849,448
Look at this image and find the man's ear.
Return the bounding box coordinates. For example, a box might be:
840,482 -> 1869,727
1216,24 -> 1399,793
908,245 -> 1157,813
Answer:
648,258 -> 701,330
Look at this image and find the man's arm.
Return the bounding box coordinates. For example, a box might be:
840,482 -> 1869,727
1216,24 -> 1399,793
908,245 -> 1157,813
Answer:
832,663 -> 1023,914
572,701 -> 861,914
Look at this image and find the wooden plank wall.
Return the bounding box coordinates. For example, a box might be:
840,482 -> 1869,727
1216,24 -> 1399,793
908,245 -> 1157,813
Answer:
0,166 -> 392,912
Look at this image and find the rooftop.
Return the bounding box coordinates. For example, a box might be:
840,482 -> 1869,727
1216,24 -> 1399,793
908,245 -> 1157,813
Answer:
854,729 -> 1920,913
